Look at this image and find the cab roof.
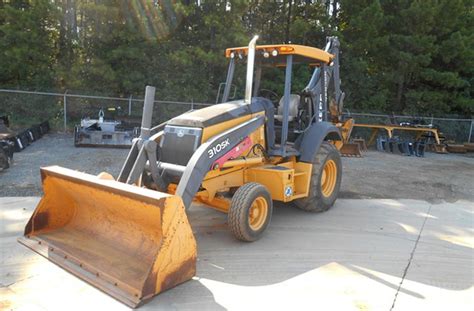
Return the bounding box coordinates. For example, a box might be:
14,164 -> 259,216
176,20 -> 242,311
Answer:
225,44 -> 333,65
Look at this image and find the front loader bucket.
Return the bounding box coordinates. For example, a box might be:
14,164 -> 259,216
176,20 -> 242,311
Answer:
18,166 -> 196,308
340,143 -> 362,157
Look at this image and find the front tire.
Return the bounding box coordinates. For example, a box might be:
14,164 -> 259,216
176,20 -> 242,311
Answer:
228,183 -> 273,242
294,142 -> 342,212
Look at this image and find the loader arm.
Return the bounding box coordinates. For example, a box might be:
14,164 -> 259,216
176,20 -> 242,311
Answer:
117,113 -> 265,209
176,115 -> 265,208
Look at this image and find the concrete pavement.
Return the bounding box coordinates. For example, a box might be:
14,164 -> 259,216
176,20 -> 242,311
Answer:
1,197 -> 473,310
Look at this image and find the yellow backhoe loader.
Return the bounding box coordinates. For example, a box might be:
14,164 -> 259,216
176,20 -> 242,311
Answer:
19,36 -> 346,307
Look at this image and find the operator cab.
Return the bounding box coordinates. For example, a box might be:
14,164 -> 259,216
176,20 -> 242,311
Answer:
219,41 -> 342,157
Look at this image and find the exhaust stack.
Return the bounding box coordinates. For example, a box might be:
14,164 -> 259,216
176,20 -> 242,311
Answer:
245,35 -> 259,105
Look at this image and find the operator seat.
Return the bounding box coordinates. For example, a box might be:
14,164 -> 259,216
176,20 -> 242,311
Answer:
275,94 -> 300,122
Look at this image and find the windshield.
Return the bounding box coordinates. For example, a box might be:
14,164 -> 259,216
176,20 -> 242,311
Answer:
221,56 -> 314,105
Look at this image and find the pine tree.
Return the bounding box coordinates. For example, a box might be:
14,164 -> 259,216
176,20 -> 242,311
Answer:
338,0 -> 388,112
0,0 -> 58,89
0,0 -> 472,119
0,0 -> 59,123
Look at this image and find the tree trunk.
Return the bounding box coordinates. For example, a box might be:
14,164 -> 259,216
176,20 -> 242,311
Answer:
285,0 -> 293,43
396,75 -> 405,112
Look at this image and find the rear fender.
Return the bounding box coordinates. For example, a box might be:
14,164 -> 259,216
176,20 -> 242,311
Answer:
296,121 -> 341,163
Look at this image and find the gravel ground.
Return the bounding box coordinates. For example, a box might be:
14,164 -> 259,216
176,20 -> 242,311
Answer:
1,133 -> 473,202
340,149 -> 474,203
0,133 -> 128,196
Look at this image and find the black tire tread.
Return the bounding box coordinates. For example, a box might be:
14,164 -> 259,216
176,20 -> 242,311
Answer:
294,142 -> 341,212
228,182 -> 272,242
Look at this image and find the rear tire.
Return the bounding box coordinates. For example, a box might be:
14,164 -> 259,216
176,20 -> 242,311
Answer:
294,142 -> 342,212
228,183 -> 272,242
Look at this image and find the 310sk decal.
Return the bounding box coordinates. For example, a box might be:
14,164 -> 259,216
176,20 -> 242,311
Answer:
208,139 -> 231,158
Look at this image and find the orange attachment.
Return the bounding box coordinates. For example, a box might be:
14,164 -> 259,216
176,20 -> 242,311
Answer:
18,166 -> 196,308
339,143 -> 363,157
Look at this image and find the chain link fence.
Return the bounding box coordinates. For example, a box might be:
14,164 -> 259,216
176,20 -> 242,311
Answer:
0,89 -> 472,143
0,89 -> 211,131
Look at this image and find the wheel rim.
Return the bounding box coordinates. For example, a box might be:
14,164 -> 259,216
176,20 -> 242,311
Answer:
321,159 -> 337,197
248,197 -> 268,231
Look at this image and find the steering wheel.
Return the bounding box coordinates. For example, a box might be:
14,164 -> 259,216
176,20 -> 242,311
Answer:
259,89 -> 280,106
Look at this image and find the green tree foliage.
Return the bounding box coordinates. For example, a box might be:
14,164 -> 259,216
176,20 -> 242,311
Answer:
337,0 -> 388,112
380,0 -> 474,116
0,0 -> 472,118
338,0 -> 473,116
0,0 -> 59,122
0,0 -> 57,89
153,0 -> 249,102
